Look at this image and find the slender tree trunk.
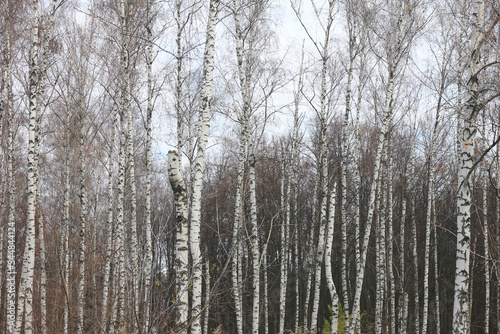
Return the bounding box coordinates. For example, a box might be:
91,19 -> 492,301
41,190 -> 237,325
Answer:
387,142 -> 395,334
375,165 -> 386,334
37,150 -> 47,334
33,0 -> 58,327
352,55 -> 363,333
483,167 -> 489,333
347,5 -> 410,331
423,73 -> 443,334
310,175 -> 328,334
168,151 -> 189,333
453,2 -> 484,332
101,107 -> 117,331
279,152 -> 289,333
432,191 -> 441,334
304,170 -> 320,330
341,41 -> 355,316
399,196 -> 407,334
422,149 -> 434,334
249,151 -> 260,334
175,0 -> 183,158
311,2 -> 334,332
143,0 -> 154,331
16,1 -> 41,331
62,110 -> 71,333
263,246 -> 269,334
232,146 -> 245,334
189,1 -> 219,332
347,65 -> 398,334
411,152 -> 420,334
76,122 -> 87,334
325,186 -> 339,334
115,94 -> 128,328
119,0 -> 140,326
204,254 -> 210,334
496,156 -> 500,334
292,53 -> 303,331
232,2 -> 255,332
109,257 -> 119,334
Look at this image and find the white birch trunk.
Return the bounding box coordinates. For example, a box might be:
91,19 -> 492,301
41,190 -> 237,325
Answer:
399,196 -> 407,334
115,96 -> 128,327
109,256 -> 119,334
325,186 -> 339,334
143,0 -> 154,331
347,65 -> 397,334
249,152 -> 260,334
232,2 -> 254,332
16,0 -> 40,330
263,245 -> 269,334
279,153 -> 289,333
35,0 -> 58,328
375,167 -> 386,334
311,2 -> 334,331
453,1 -> 484,332
101,108 -> 117,331
387,143 -> 395,334
204,254 -> 210,334
76,126 -> 87,334
432,191 -> 441,334
353,56 -> 363,334
304,169 -> 320,330
168,151 -> 190,333
348,5 -> 411,331
411,152 -> 420,334
37,166 -> 47,334
232,149 -> 245,334
496,159 -> 500,334
62,109 -> 71,333
292,54 -> 303,331
120,0 -> 140,325
175,0 -> 184,158
189,1 -> 219,331
483,173 -> 489,333
422,145 -> 434,334
310,180 -> 328,334
341,39 -> 355,316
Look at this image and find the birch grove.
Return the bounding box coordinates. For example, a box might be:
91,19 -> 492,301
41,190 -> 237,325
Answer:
1,0 -> 500,333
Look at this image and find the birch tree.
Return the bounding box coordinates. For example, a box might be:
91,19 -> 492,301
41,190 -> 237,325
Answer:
229,0 -> 280,332
16,1 -> 61,332
4,2 -> 17,331
347,1 -> 421,330
168,0 -> 219,331
453,1 -> 499,332
189,0 -> 219,331
143,0 -> 156,331
291,0 -> 336,331
325,185 -> 339,334
168,150 -> 190,333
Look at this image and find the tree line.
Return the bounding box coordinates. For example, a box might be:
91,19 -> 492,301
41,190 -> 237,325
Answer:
0,0 -> 499,333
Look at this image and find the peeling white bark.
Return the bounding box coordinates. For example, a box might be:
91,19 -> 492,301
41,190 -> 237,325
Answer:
16,1 -> 41,331
190,1 -> 219,331
453,1 -> 484,332
76,123 -> 87,334
249,151 -> 260,334
325,186 -> 339,334
101,107 -> 116,331
143,0 -> 154,331
168,151 -> 190,333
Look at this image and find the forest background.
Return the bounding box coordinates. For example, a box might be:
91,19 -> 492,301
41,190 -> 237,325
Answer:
0,0 -> 499,333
